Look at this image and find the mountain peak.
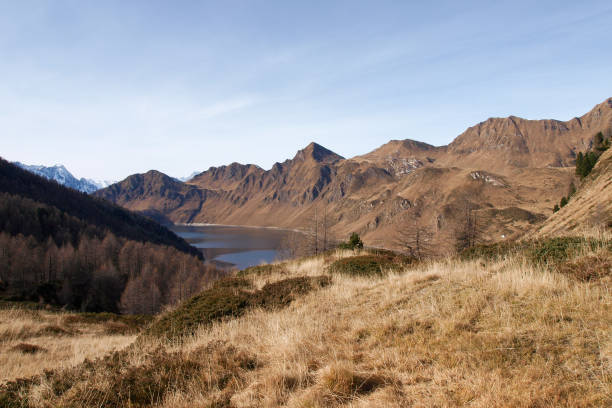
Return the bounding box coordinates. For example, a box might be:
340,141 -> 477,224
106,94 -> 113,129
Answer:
293,142 -> 344,164
12,161 -> 102,193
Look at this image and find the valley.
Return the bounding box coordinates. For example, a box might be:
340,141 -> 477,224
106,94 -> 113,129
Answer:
2,98 -> 611,407
95,98 -> 612,254
3,3 -> 612,406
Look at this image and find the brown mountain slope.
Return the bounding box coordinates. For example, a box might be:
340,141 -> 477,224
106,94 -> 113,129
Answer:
95,98 -> 612,252
531,146 -> 612,237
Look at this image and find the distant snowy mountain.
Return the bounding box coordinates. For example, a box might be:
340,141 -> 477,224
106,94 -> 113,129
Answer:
87,178 -> 115,190
13,162 -> 109,193
178,171 -> 201,182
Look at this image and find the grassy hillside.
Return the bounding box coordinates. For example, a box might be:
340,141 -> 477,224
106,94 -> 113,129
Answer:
0,306 -> 150,384
2,235 -> 610,407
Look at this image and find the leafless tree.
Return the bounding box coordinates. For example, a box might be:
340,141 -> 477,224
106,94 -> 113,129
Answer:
455,202 -> 481,252
395,208 -> 433,260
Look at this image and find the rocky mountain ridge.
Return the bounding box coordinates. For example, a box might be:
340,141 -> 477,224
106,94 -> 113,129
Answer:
95,98 -> 612,252
13,162 -> 111,193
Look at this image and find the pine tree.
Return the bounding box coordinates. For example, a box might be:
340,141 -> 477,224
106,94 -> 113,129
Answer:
576,152 -> 585,178
568,182 -> 576,197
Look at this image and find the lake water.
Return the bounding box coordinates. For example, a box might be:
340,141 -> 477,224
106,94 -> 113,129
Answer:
169,224 -> 295,270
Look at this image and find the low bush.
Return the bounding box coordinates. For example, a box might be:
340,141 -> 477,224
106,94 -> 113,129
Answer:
237,263 -> 286,277
558,253 -> 612,282
460,237 -> 607,267
328,252 -> 412,277
11,343 -> 46,354
3,341 -> 260,407
147,276 -> 329,340
62,312 -> 153,333
147,285 -> 252,340
253,276 -> 330,309
0,300 -> 55,311
0,378 -> 39,408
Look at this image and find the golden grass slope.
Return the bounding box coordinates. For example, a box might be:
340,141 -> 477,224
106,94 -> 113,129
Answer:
0,309 -> 141,383
3,240 -> 611,407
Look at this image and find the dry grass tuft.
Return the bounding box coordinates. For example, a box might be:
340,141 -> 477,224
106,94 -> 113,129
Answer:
318,363 -> 392,398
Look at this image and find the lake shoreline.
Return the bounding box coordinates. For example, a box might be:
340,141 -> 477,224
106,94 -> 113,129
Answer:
169,224 -> 296,270
173,222 -> 303,234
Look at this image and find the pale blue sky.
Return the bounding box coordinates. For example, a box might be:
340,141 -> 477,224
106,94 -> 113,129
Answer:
1,1 -> 611,180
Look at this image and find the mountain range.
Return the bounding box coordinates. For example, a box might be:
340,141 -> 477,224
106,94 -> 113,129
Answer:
13,162 -> 112,193
95,98 -> 612,252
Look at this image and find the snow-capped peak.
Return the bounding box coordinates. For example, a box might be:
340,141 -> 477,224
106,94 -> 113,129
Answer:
13,161 -> 111,194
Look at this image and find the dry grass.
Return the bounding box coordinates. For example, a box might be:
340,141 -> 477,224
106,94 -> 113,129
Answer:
3,245 -> 612,407
0,308 -> 137,383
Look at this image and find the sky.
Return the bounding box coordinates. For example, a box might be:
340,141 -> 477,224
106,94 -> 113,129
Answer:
1,0 -> 611,181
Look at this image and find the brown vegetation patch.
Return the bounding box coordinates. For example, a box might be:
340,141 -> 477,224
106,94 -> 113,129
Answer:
36,324 -> 75,337
237,263 -> 287,277
62,312 -> 153,334
460,237 -> 607,267
319,364 -> 390,397
287,364 -> 396,406
10,343 -> 46,354
4,342 -> 259,407
0,377 -> 39,408
559,253 -> 612,282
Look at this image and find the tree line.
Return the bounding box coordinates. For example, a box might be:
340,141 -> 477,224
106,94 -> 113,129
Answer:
0,187 -> 223,314
0,230 -> 222,314
554,131 -> 610,213
0,158 -> 201,258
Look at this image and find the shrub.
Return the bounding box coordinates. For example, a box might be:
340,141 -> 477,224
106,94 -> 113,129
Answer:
338,233 -> 364,250
558,254 -> 612,282
237,263 -> 286,277
328,252 -> 411,277
0,378 -> 38,408
460,237 -> 607,267
147,285 -> 252,340
11,343 -> 46,354
62,312 -> 153,333
252,276 -> 330,309
146,276 -> 329,340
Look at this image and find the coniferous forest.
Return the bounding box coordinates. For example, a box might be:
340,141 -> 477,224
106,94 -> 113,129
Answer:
0,159 -> 222,314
